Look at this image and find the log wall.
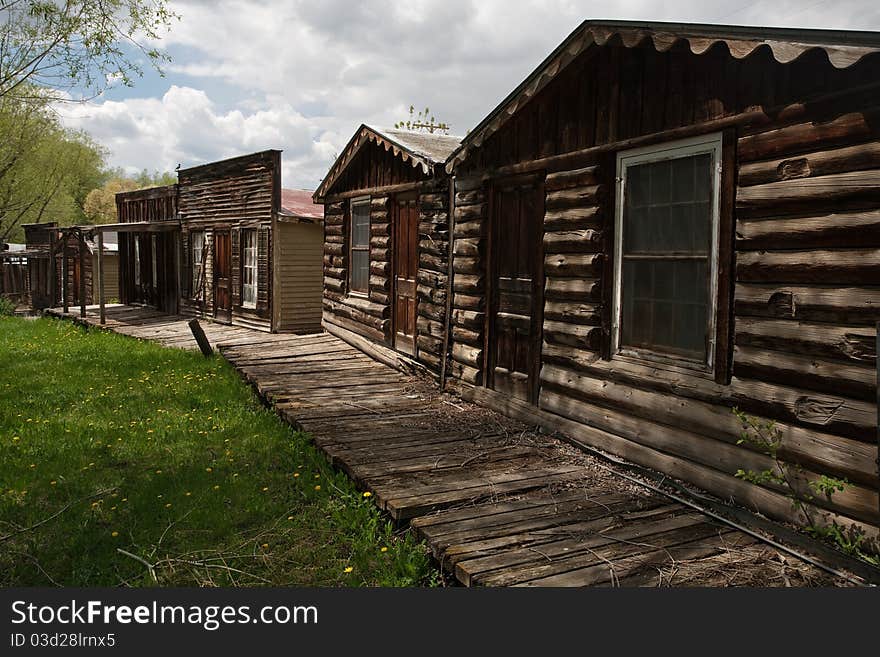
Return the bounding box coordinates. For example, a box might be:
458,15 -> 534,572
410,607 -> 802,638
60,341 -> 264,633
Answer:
449,42 -> 880,534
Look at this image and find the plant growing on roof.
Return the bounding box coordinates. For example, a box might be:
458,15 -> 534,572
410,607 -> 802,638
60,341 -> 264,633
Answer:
394,105 -> 450,135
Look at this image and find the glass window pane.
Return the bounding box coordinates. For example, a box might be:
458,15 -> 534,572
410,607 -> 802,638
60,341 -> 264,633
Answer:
352,202 -> 370,247
350,250 -> 368,293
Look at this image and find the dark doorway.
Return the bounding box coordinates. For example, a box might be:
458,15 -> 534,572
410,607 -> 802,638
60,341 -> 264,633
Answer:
488,176 -> 544,404
213,231 -> 232,323
393,194 -> 419,356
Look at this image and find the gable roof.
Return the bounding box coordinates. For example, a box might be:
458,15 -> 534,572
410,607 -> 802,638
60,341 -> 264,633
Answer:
280,188 -> 323,221
314,124 -> 461,201
446,20 -> 880,172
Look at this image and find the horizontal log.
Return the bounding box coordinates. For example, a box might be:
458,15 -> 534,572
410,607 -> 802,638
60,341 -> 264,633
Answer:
452,309 -> 484,329
328,294 -> 388,319
545,185 -> 603,211
454,204 -> 485,222
538,364 -> 879,485
371,222 -> 390,236
544,277 -> 601,301
452,342 -> 483,368
448,360 -> 481,385
543,321 -> 603,350
736,169 -> 880,216
453,293 -> 483,311
543,229 -> 602,253
734,283 -> 880,324
370,246 -> 391,261
453,238 -> 481,257
456,189 -> 484,205
325,202 -> 344,216
370,197 -> 388,212
370,291 -> 390,306
370,260 -> 391,276
737,248 -> 880,284
543,205 -> 601,231
453,256 -> 480,275
451,325 -> 481,345
323,266 -> 346,279
417,269 -> 447,288
455,177 -> 483,193
419,252 -> 446,273
416,316 -> 445,338
417,334 -> 443,356
324,223 -> 343,236
738,110 -> 880,163
322,312 -> 386,344
419,238 -> 446,258
453,219 -> 485,239
323,276 -> 345,293
543,301 -> 601,325
545,166 -> 599,192
324,243 -> 344,256
453,274 -> 484,294
325,233 -> 344,245
322,299 -> 386,331
417,283 -> 446,304
738,139 -> 880,187
537,389 -> 879,525
735,209 -> 880,250
418,350 -> 441,371
323,254 -> 344,268
729,376 -> 876,442
369,274 -> 390,292
543,252 -> 602,277
370,235 -> 390,249
734,344 -> 876,401
735,316 -> 876,365
418,301 -> 445,322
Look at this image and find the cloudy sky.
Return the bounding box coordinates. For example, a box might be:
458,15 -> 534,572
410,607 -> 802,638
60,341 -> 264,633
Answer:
57,0 -> 880,191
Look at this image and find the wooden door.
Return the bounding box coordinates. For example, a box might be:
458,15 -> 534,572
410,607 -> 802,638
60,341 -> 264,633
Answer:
213,231 -> 232,322
393,195 -> 419,356
488,177 -> 544,404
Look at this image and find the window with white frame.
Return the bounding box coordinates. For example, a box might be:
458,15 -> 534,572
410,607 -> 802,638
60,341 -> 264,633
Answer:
613,133 -> 722,371
349,198 -> 370,295
242,229 -> 257,308
191,231 -> 205,300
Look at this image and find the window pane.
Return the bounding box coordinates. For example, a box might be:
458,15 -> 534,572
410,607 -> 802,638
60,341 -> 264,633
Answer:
350,250 -> 369,293
352,202 -> 370,247
620,259 -> 708,360
624,152 -> 712,255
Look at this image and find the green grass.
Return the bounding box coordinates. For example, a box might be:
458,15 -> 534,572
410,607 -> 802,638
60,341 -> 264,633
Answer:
0,316 -> 440,587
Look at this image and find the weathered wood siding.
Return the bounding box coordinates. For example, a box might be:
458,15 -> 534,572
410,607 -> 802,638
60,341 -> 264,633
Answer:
178,151 -> 280,332
321,138 -> 451,374
92,253 -> 119,301
450,41 -> 880,533
275,221 -> 323,333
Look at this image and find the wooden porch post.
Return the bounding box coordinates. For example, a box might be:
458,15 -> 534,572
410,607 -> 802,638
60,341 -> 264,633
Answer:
174,230 -> 182,315
78,229 -> 86,318
97,231 -> 105,324
61,234 -> 68,313
48,229 -> 56,307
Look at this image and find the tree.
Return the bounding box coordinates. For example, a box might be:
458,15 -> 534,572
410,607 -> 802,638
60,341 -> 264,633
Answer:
394,105 -> 450,134
0,0 -> 177,103
0,95 -> 106,241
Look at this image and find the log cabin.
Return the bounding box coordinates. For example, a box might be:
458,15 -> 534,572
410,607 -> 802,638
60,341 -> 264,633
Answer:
313,125 -> 461,373
440,21 -> 880,536
115,151 -> 324,333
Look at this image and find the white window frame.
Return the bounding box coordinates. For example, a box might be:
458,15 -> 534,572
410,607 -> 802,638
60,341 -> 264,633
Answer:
241,228 -> 258,309
348,196 -> 371,297
611,132 -> 723,373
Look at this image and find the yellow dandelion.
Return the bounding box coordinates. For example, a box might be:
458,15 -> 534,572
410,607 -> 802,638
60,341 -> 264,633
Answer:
121,498 -> 128,502
111,531 -> 119,538
261,543 -> 269,549
314,485 -> 321,491
155,469 -> 161,474
91,501 -> 99,508
205,467 -> 213,473
50,480 -> 57,486
110,506 -> 117,510
29,464 -> 35,469
380,547 -> 388,553
165,503 -> 172,508
314,474 -> 320,479
185,492 -> 192,497
362,491 -> 372,498
287,516 -> 294,521
11,436 -> 19,442
213,485 -> 220,490
262,487 -> 268,492
293,473 -> 300,478
343,566 -> 353,573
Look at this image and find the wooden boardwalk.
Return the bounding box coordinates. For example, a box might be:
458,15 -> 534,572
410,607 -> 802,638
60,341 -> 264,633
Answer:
48,305 -> 840,586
